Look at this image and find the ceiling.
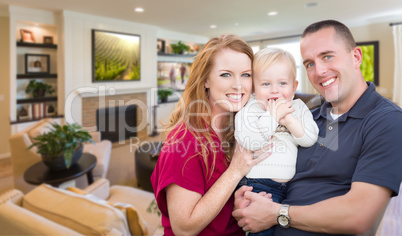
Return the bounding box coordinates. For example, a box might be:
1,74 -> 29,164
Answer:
1,0 -> 402,39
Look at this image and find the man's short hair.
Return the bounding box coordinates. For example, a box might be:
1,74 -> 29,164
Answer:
302,20 -> 356,52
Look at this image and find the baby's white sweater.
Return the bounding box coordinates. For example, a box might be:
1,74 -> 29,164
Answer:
235,98 -> 319,180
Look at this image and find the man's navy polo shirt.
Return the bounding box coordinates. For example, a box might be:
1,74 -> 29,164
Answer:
275,83 -> 402,236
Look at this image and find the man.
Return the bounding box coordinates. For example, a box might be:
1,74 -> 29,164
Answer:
233,20 -> 402,235
180,63 -> 187,84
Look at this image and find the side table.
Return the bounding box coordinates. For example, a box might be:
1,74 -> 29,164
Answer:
135,141 -> 163,192
24,153 -> 97,187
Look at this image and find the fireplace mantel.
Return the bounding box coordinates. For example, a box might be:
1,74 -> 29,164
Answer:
80,90 -> 149,141
72,87 -> 151,98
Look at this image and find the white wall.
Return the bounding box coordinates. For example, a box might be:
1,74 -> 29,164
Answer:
61,11 -> 158,124
157,29 -> 209,45
351,22 -> 395,98
0,15 -> 10,156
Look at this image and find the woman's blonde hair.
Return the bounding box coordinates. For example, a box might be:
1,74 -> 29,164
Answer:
164,34 -> 253,178
254,47 -> 296,80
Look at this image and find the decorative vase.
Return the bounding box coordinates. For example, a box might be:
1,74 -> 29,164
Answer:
41,144 -> 84,171
34,88 -> 46,98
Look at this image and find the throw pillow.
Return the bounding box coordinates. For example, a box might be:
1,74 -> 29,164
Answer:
67,187 -> 149,235
66,186 -> 87,195
111,202 -> 149,236
23,184 -> 129,235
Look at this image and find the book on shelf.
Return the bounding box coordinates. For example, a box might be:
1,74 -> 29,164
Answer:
32,102 -> 45,119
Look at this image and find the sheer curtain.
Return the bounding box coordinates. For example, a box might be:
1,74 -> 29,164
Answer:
376,23 -> 402,236
392,25 -> 402,107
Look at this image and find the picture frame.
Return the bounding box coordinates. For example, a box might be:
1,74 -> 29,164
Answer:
92,29 -> 141,82
357,41 -> 379,86
25,54 -> 50,74
20,29 -> 36,43
43,36 -> 54,44
45,103 -> 56,116
17,105 -> 31,121
157,39 -> 165,54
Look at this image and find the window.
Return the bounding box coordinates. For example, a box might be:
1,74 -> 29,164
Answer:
251,45 -> 260,54
265,41 -> 303,92
248,36 -> 312,93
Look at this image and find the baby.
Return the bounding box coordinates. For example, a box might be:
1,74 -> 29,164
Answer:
235,47 -> 319,236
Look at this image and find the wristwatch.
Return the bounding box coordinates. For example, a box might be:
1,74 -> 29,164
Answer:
277,204 -> 291,228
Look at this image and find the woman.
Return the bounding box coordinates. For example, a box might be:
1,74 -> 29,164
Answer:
151,34 -> 271,235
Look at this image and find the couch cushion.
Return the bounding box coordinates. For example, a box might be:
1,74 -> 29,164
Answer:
0,202 -> 81,235
23,184 -> 130,235
67,186 -> 149,235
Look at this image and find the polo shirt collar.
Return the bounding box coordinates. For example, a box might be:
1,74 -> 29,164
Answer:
314,82 -> 379,120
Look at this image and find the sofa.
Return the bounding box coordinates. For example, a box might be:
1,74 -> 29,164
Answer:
294,92 -> 324,110
0,178 -> 162,235
9,118 -> 112,193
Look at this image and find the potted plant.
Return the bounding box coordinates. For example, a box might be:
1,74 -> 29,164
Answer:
170,41 -> 190,54
28,123 -> 94,170
25,80 -> 55,98
158,88 -> 173,103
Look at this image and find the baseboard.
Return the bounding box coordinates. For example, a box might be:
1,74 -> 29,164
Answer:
0,153 -> 11,160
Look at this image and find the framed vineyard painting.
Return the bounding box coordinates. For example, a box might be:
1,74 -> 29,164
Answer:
357,41 -> 379,86
92,29 -> 141,82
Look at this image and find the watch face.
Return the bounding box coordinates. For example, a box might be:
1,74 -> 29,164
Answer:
278,215 -> 289,227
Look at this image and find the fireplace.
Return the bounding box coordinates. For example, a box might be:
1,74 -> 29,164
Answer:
96,105 -> 137,142
82,92 -> 148,141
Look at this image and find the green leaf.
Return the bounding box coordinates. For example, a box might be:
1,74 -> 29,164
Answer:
27,122 -> 93,169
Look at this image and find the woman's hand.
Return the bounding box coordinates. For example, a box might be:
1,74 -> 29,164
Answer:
228,142 -> 273,178
233,191 -> 281,233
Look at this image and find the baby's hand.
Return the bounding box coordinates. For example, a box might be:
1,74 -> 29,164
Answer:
278,112 -> 295,126
267,98 -> 294,122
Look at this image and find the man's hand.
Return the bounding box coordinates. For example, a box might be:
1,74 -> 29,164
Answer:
233,190 -> 281,233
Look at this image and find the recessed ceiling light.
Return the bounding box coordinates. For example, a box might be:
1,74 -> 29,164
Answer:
134,7 -> 144,12
305,2 -> 318,7
267,11 -> 278,16
210,25 -> 217,29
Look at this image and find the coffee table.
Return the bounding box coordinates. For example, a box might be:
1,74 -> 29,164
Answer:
24,153 -> 97,187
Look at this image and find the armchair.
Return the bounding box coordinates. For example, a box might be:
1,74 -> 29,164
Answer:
9,118 -> 112,193
0,178 -> 162,235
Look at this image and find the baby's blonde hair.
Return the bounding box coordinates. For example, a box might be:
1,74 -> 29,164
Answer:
254,47 -> 297,80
